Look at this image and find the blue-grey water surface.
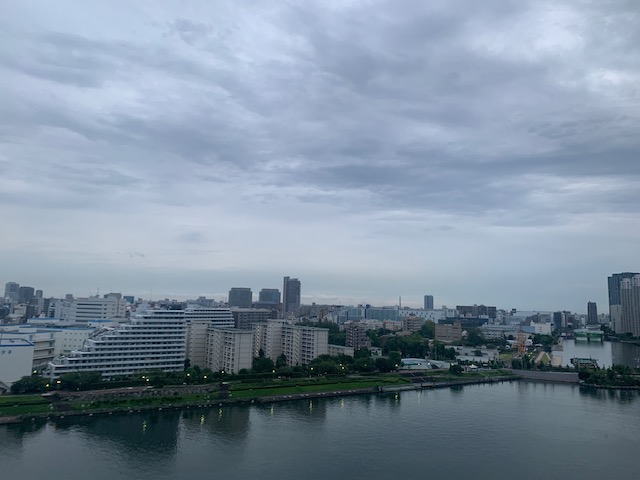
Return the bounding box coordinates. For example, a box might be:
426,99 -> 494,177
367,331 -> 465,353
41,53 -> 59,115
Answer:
1,382 -> 638,480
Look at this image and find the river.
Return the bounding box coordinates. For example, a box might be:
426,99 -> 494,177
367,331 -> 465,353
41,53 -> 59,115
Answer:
1,382 -> 638,480
554,339 -> 640,368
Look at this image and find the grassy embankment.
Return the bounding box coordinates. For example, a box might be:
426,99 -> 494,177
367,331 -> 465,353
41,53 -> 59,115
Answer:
1,371 -> 516,419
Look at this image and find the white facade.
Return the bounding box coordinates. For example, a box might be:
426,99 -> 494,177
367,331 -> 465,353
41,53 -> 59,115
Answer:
65,295 -> 125,322
0,326 -> 57,369
397,308 -> 453,322
53,327 -> 95,356
47,309 -> 186,379
184,308 -> 235,368
205,327 -> 254,374
254,320 -> 328,366
0,337 -> 34,388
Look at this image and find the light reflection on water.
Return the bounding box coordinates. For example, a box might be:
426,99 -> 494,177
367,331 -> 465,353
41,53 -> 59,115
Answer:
1,383 -> 639,480
554,339 -> 640,368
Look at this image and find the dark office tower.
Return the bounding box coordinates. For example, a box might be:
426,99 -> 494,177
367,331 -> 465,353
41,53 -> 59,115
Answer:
282,277 -> 301,316
4,282 -> 19,302
18,286 -> 35,303
587,302 -> 598,325
608,272 -> 639,333
228,287 -> 253,308
424,295 -> 434,310
35,289 -> 43,299
259,288 -> 281,304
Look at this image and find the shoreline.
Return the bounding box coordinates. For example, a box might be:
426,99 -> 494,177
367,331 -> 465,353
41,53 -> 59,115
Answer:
0,376 -> 518,425
5,373 -> 637,426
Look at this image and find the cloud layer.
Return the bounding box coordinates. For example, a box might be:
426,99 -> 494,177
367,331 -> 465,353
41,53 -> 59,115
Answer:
1,1 -> 639,311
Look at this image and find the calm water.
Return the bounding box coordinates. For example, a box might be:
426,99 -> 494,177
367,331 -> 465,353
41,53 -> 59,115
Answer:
1,382 -> 639,480
556,340 -> 640,368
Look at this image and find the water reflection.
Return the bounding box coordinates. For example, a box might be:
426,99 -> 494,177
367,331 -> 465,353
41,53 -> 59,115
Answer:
181,405 -> 250,444
557,340 -> 640,368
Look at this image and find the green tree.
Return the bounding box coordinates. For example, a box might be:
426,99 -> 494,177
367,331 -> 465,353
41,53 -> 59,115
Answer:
375,357 -> 392,373
276,354 -> 288,369
449,364 -> 463,375
465,328 -> 485,347
354,347 -> 372,359
328,332 -> 346,346
252,356 -> 275,373
353,357 -> 374,372
388,351 -> 402,369
10,375 -> 49,394
420,321 -> 435,339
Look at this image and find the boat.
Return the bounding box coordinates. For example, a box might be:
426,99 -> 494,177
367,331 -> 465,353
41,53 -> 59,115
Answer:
570,357 -> 598,369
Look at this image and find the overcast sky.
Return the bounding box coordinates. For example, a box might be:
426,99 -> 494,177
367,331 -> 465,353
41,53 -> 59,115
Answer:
1,1 -> 639,312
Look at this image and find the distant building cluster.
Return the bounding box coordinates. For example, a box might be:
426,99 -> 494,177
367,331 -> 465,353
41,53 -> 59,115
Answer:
2,273 -> 635,390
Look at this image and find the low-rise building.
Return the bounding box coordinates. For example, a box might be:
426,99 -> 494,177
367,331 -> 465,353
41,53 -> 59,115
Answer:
435,322 -> 462,342
0,336 -> 35,390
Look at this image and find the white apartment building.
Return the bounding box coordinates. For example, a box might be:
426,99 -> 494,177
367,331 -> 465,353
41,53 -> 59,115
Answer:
64,295 -> 126,322
205,327 -> 254,374
0,337 -> 35,390
254,320 -> 328,366
0,326 -> 57,369
47,309 -> 186,379
184,307 -> 235,368
53,327 -> 96,356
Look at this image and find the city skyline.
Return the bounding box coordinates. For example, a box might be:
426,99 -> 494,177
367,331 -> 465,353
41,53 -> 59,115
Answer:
2,276 -> 610,315
1,1 -> 639,313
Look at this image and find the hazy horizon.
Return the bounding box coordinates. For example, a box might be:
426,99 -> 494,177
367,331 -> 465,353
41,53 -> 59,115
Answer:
2,1 -> 639,314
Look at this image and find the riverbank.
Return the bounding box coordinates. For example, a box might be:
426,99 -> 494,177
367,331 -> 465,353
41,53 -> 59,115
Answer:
0,372 -> 518,424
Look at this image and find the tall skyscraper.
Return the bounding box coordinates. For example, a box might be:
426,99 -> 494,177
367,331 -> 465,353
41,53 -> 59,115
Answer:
424,295 -> 434,310
4,282 -> 19,302
18,286 -> 35,303
587,301 -> 598,325
282,276 -> 301,316
228,288 -> 253,308
258,288 -> 281,304
608,272 -> 639,333
620,275 -> 640,336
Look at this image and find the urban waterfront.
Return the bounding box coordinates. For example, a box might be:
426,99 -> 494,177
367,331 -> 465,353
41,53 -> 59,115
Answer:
556,340 -> 640,368
1,382 -> 638,480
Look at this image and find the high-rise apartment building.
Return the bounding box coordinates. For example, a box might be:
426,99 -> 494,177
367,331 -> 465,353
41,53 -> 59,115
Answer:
587,302 -> 598,325
620,275 -> 640,336
424,295 -> 434,310
47,309 -> 187,379
228,288 -> 253,308
254,320 -> 328,366
608,272 -> 640,334
184,308 -> 235,368
345,323 -> 372,349
282,277 -> 301,316
205,327 -> 254,374
231,308 -> 275,329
